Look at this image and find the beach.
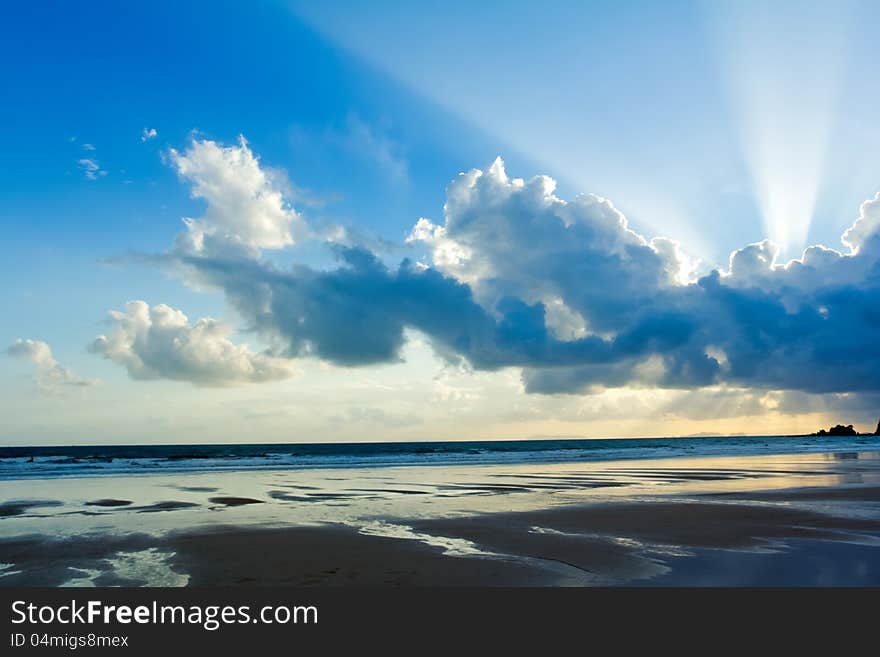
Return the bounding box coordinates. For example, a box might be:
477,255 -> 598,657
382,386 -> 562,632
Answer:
2,441 -> 880,586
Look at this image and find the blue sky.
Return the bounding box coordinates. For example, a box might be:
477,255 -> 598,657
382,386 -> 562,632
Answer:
3,1 -> 880,445
1,1 -> 496,370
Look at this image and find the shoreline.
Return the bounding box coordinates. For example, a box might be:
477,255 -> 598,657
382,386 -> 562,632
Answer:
2,434 -> 879,482
2,448 -> 880,587
2,430 -> 876,451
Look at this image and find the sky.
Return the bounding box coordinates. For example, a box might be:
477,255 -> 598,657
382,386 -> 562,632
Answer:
3,0 -> 880,445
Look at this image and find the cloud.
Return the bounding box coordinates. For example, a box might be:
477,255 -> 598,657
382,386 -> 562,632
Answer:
331,406 -> 421,428
842,192 -> 880,254
141,127 -> 157,142
89,301 -> 294,386
7,339 -> 95,390
405,158 -> 880,395
118,137 -> 880,399
168,136 -> 309,256
408,157 -> 694,321
77,158 -> 106,180
179,157 -> 707,382
772,390 -> 880,419
82,143 -> 96,151
658,387 -> 770,421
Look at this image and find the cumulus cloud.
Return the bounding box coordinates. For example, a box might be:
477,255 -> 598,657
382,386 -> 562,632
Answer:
7,339 -> 95,390
89,301 -> 294,386
141,127 -> 157,142
406,158 -> 880,395
108,137 -> 880,399
168,136 -> 308,256
175,157 -> 707,381
234,158 -> 880,394
842,192 -> 880,254
409,157 -> 697,323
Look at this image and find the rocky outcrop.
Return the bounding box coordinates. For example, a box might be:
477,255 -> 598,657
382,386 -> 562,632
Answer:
811,419 -> 880,436
815,424 -> 858,437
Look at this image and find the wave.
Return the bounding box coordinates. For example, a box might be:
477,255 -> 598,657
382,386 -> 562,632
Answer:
1,435 -> 878,480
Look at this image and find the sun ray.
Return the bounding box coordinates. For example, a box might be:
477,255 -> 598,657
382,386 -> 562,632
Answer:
706,0 -> 855,256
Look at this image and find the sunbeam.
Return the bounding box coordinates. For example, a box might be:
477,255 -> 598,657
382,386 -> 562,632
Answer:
707,0 -> 854,256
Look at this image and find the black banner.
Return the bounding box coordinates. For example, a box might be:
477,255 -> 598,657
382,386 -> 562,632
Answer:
1,588 -> 876,654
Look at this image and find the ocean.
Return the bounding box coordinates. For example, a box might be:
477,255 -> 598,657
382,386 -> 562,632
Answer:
2,434 -> 879,480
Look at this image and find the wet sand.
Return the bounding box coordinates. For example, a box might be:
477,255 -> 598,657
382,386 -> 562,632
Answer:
172,486 -> 880,586
2,450 -> 880,586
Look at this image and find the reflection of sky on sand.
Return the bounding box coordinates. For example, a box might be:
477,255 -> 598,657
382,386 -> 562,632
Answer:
638,537 -> 880,587
51,551 -> 189,587
358,520 -> 605,586
106,548 -> 189,587
3,450 -> 879,542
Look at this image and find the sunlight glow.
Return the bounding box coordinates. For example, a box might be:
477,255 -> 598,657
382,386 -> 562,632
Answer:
709,1 -> 853,256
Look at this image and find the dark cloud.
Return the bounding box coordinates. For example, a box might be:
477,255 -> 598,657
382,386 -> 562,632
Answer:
181,233 -> 880,396
105,139 -> 880,397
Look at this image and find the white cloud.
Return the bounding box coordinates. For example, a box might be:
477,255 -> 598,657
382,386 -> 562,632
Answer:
332,406 -> 420,428
842,192 -> 880,254
194,154 -> 880,396
89,301 -> 294,386
169,136 -> 308,255
141,127 -> 157,142
77,158 -> 106,180
408,157 -> 686,329
7,339 -> 95,390
82,143 -> 96,151
112,139 -> 880,401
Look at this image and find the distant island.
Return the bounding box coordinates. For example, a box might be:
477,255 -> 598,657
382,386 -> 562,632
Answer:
811,418 -> 880,437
